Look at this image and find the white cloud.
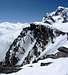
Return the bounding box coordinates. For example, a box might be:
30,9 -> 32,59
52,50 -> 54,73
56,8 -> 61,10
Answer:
0,22 -> 30,61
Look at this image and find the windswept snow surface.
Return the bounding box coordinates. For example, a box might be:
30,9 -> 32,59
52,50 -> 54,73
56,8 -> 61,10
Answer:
0,22 -> 30,61
1,58 -> 68,75
38,34 -> 68,59
52,22 -> 68,33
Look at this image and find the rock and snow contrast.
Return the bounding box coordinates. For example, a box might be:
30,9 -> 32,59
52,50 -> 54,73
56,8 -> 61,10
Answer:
0,22 -> 30,61
1,58 -> 68,75
0,6 -> 68,75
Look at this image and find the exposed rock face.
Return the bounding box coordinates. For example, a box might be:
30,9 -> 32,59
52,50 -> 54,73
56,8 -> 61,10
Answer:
43,6 -> 68,24
4,23 -> 68,66
0,6 -> 68,74
3,6 -> 68,67
0,65 -> 21,74
4,24 -> 50,66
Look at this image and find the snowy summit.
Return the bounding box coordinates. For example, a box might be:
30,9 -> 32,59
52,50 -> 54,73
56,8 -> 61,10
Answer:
0,6 -> 68,75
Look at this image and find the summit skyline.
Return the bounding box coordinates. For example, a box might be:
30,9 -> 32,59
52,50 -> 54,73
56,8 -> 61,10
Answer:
0,0 -> 68,23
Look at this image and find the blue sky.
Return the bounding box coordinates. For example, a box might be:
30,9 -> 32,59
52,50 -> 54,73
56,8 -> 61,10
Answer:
0,0 -> 68,23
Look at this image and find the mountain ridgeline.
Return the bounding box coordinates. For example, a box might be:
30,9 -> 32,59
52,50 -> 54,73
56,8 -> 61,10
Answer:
3,6 -> 68,67
4,24 -> 50,66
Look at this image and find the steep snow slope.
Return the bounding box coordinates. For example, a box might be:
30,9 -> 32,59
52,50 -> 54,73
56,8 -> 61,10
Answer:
1,57 -> 68,75
38,34 -> 68,59
14,58 -> 68,75
0,22 -> 30,61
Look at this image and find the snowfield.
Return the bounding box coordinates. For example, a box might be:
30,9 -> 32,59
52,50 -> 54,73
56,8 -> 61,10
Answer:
1,57 -> 68,75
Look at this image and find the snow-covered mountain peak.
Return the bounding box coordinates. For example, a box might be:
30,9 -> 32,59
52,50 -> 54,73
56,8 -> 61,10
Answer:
57,6 -> 68,10
0,6 -> 67,67
0,6 -> 68,75
42,6 -> 68,24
